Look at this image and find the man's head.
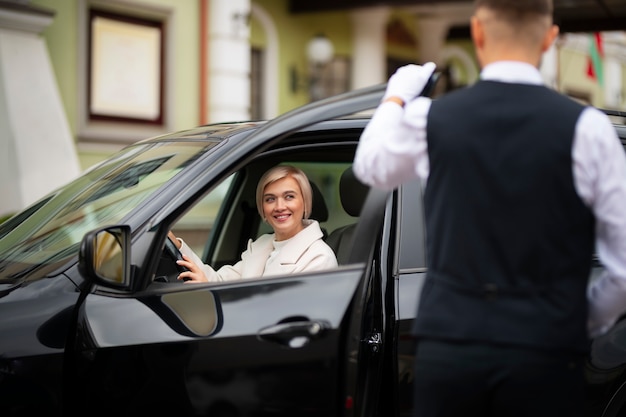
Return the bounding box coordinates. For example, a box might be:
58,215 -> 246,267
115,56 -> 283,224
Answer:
474,0 -> 553,17
471,0 -> 559,67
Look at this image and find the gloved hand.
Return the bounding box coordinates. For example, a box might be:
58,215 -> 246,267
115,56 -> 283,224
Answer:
383,62 -> 437,104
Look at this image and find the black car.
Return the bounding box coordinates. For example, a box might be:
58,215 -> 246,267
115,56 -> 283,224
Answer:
1,82 -> 626,417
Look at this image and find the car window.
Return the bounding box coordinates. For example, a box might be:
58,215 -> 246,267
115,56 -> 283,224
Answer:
398,179 -> 427,270
162,148 -> 366,282
0,141 -> 216,282
168,161 -> 356,269
170,175 -> 235,257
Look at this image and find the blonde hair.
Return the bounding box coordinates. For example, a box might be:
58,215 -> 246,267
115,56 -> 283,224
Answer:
256,165 -> 313,220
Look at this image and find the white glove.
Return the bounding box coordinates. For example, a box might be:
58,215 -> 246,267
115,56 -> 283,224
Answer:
383,62 -> 437,104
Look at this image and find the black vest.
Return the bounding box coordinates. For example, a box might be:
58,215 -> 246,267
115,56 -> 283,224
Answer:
414,81 -> 594,352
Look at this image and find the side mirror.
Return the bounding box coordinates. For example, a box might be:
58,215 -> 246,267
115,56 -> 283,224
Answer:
79,225 -> 131,289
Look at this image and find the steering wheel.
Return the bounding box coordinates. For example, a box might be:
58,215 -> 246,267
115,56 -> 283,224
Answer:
164,236 -> 190,277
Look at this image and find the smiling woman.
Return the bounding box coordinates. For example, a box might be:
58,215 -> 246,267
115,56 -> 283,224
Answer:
257,165 -> 311,241
169,164 -> 338,283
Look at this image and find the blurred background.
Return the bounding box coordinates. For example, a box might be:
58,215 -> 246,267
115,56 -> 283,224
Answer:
0,0 -> 625,220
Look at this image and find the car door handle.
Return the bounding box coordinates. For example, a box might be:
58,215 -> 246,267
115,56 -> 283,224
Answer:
257,319 -> 330,348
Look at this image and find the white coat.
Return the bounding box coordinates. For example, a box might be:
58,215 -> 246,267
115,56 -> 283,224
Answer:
180,220 -> 337,282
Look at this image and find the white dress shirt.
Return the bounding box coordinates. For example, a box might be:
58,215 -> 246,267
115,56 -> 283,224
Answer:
354,61 -> 626,338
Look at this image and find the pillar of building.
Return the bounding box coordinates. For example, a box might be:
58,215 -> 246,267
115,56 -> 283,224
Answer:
413,4 -> 469,61
206,0 -> 251,123
540,43 -> 559,89
350,7 -> 390,90
250,3 -> 278,119
0,1 -> 80,217
417,17 -> 450,67
603,32 -> 625,109
604,57 -> 623,108
412,3 -> 475,87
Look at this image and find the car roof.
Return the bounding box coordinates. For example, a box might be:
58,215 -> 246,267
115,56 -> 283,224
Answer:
617,125 -> 626,142
133,117 -> 372,147
135,104 -> 626,148
605,110 -> 626,143
135,121 -> 265,144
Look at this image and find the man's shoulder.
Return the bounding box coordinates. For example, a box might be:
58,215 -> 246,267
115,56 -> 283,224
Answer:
433,81 -> 584,112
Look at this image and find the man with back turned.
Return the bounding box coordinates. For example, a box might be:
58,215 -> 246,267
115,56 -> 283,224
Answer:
353,0 -> 626,415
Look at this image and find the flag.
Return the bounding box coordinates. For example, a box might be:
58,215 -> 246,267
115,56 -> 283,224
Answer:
586,32 -> 604,86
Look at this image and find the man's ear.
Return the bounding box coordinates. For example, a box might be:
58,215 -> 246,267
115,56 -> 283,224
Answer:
470,15 -> 484,49
541,24 -> 560,52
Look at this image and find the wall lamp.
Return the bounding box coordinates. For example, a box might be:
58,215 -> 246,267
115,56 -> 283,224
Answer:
290,33 -> 334,100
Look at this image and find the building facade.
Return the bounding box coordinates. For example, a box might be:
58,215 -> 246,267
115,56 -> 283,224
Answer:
0,0 -> 624,218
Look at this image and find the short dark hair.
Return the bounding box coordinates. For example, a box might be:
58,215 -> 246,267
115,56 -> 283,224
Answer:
474,0 -> 553,17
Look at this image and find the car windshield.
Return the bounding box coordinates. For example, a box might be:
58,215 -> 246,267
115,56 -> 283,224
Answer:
0,140 -> 216,282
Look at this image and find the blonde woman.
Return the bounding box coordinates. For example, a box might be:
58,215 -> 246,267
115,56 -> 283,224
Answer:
169,165 -> 337,282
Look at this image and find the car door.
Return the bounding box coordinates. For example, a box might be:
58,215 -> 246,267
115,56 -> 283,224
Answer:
68,84 -> 395,417
71,267 -> 373,416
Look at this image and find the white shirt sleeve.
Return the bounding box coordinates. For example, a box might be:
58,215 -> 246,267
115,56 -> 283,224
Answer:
353,97 -> 432,190
573,107 -> 626,337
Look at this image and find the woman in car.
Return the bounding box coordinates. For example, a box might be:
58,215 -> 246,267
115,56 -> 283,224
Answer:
169,165 -> 338,282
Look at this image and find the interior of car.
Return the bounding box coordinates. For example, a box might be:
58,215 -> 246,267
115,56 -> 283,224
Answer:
157,139 -> 371,283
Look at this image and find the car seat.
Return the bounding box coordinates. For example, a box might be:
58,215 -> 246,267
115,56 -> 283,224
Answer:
308,180 -> 329,239
326,166 -> 370,264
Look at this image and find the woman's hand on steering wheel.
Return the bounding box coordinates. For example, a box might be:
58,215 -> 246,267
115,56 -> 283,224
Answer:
166,231 -> 209,283
176,254 -> 209,283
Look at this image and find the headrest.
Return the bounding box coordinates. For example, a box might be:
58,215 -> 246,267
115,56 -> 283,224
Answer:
309,180 -> 329,222
340,166 -> 369,217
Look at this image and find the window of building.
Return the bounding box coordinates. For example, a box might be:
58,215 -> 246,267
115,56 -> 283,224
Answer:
250,47 -> 264,121
78,1 -> 171,144
88,9 -> 165,125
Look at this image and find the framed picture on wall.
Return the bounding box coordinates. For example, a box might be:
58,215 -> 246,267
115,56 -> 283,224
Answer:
88,9 -> 165,125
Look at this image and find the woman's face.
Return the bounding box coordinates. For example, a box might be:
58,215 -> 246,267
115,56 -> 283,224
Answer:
262,175 -> 305,241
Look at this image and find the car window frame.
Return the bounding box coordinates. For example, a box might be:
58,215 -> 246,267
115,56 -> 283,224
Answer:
153,137 -> 366,286
397,179 -> 427,271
